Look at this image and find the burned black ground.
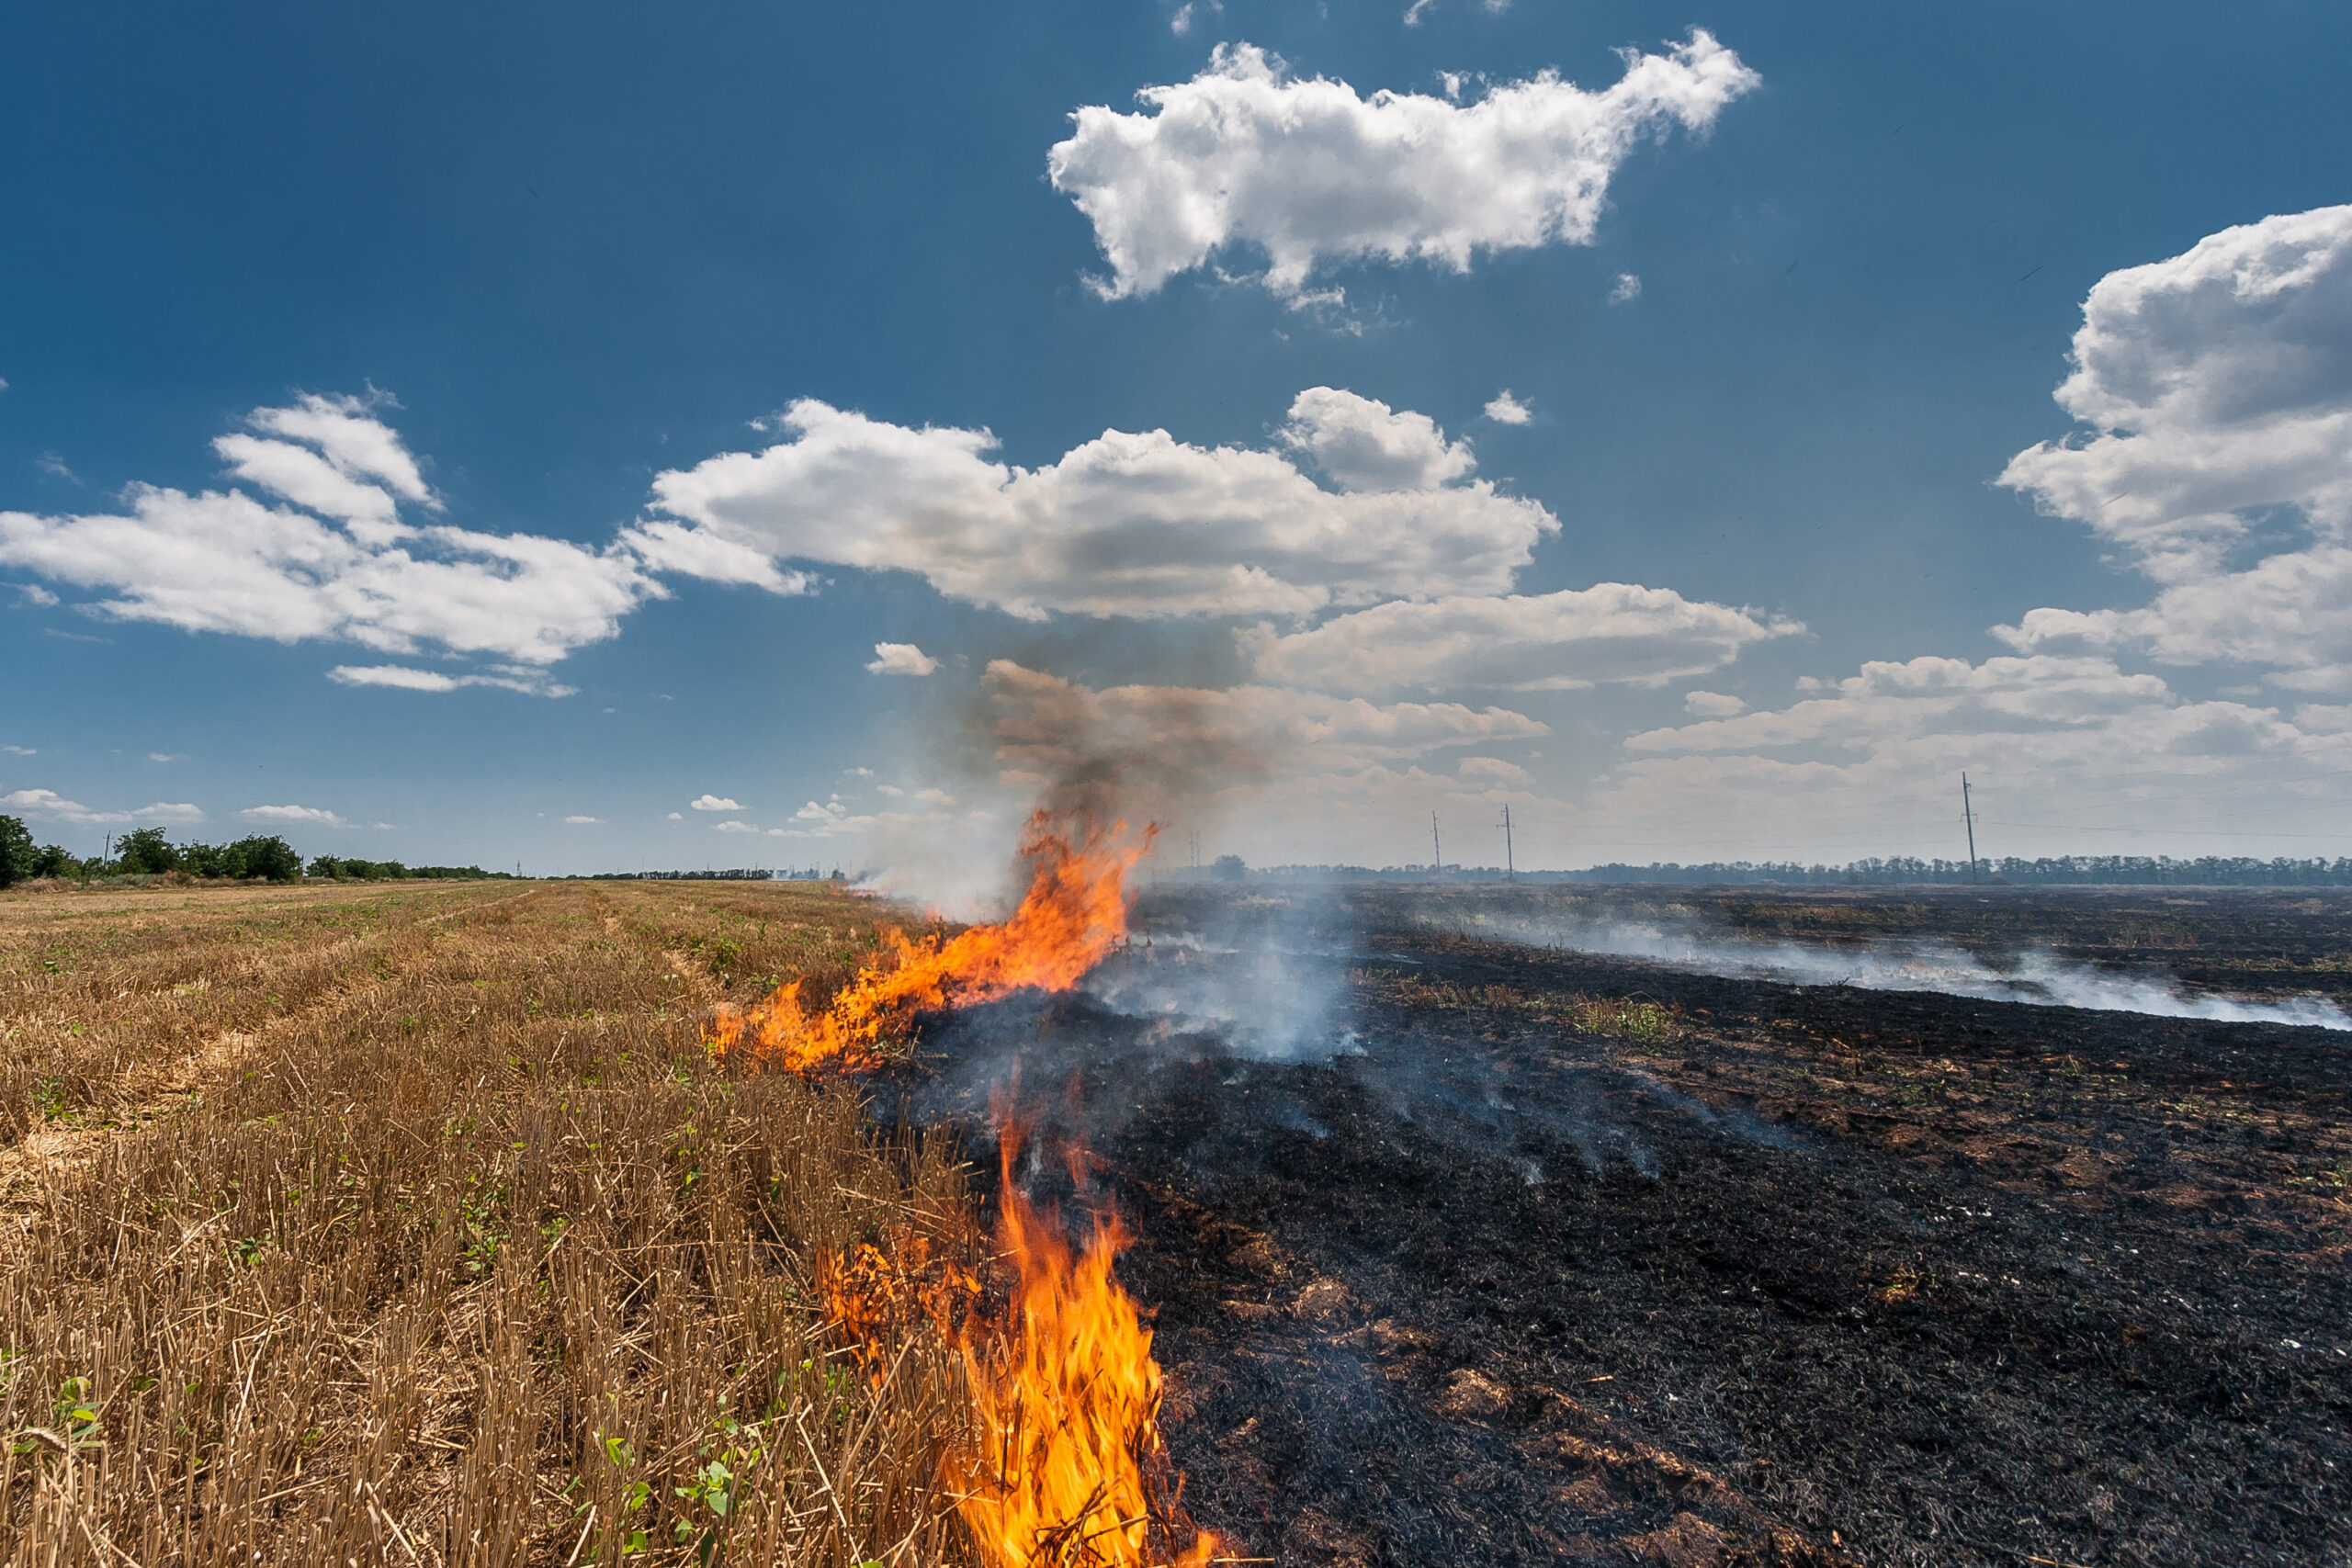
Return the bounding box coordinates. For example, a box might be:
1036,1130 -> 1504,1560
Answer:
901,886 -> 2352,1568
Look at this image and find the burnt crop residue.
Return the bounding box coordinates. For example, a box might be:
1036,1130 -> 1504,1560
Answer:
888,885 -> 2352,1568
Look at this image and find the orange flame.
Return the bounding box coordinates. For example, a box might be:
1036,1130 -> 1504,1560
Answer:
707,811 -> 1150,1074
950,1132 -> 1220,1568
746,809 -> 1216,1562
819,1228 -> 981,1376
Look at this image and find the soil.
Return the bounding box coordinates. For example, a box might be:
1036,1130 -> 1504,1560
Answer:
893,886 -> 2352,1568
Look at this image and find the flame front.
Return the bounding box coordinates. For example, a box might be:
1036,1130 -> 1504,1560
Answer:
949,1135 -> 1220,1568
707,810 -> 1150,1074
740,809 -> 1215,1563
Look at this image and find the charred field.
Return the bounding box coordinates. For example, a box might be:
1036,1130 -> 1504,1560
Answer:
893,884 -> 2352,1568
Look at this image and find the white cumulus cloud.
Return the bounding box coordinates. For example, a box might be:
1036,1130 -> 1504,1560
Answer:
1593,652 -> 2352,861
690,795 -> 742,812
1999,205 -> 2352,580
867,642 -> 941,676
0,395 -> 662,690
638,389 -> 1553,620
1,788 -> 204,826
1483,390 -> 1532,425
1046,32 -> 1758,299
563,815 -> 601,825
1996,206 -> 2352,695
327,664 -> 578,696
1279,387 -> 1473,491
239,804 -> 347,826
1457,755 -> 1531,783
1242,584 -> 1802,694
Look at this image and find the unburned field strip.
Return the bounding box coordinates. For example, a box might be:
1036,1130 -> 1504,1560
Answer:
0,880 -> 983,1568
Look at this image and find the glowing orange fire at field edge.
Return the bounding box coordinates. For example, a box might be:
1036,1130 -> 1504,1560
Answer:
707,810 -> 1151,1076
712,811 -> 1221,1568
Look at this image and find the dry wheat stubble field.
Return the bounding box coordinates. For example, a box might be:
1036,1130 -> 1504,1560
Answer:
0,878 -> 985,1568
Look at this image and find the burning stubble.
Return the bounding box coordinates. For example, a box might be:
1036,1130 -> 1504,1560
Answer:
707,810 -> 1223,1568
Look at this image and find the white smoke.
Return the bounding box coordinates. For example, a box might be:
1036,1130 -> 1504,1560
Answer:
1438,909 -> 2352,1032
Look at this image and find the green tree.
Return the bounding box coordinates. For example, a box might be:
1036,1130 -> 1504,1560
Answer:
1211,853 -> 1247,882
220,835 -> 302,882
116,827 -> 179,874
29,843 -> 79,878
0,814 -> 35,886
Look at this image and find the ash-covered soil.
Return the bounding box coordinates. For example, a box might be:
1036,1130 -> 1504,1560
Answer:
900,886 -> 2352,1568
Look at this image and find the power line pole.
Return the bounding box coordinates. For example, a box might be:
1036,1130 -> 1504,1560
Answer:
1497,804 -> 1513,881
1430,810 -> 1442,875
1961,773 -> 1979,884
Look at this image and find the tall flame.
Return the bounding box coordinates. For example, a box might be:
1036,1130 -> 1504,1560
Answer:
707,810 -> 1150,1074
740,809 -> 1216,1563
948,1133 -> 1220,1568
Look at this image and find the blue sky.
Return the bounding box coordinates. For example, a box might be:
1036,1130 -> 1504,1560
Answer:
5,1 -> 2350,883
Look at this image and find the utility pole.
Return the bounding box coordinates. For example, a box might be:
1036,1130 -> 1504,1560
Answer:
1497,804 -> 1514,881
1430,811 -> 1442,875
1961,773 -> 1980,884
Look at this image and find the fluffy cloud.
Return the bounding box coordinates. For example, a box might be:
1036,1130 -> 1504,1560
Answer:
239,804 -> 346,826
1456,755 -> 1531,782
867,641 -> 941,676
1279,387 -> 1472,491
1588,653 -> 2352,860
1242,584 -> 1801,694
1627,656 -> 2189,758
1046,32 -> 1758,299
1682,690 -> 1745,716
0,396 -> 661,687
1996,544 -> 2352,693
1608,271 -> 1643,305
1,788 -> 204,826
689,795 -> 742,812
639,389 -> 1553,619
1483,390 -> 1532,425
755,792 -> 966,842
1996,207 -> 2352,695
621,520 -> 814,595
327,664 -> 579,696
1999,206 -> 2352,578
563,816 -> 601,825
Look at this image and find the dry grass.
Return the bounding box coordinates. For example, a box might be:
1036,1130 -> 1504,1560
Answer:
0,880 -> 985,1567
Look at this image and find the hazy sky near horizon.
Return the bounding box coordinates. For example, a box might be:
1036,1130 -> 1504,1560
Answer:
5,1 -> 2350,886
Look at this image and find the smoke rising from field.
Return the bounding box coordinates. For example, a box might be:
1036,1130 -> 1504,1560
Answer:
1435,908 -> 2352,1032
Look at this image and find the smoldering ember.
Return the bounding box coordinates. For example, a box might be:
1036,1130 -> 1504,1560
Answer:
6,6 -> 2352,1568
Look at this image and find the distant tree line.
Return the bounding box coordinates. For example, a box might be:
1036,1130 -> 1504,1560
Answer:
570,868 -> 845,882
1247,854 -> 2352,887
307,856 -> 506,882
1564,855 -> 2352,886
0,818 -> 503,887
